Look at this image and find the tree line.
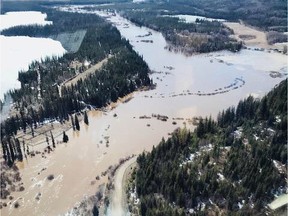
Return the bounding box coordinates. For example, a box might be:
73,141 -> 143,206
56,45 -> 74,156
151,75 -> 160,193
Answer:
135,79 -> 287,215
123,0 -> 287,32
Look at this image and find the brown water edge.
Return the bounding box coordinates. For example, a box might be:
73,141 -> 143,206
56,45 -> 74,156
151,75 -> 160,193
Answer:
0,89 -> 191,216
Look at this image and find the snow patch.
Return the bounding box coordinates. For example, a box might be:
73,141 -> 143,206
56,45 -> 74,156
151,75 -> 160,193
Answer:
275,116 -> 281,123
238,201 -> 243,209
217,173 -> 225,181
253,134 -> 259,141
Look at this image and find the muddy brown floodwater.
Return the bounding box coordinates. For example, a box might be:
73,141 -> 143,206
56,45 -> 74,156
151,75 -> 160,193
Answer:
1,6 -> 287,216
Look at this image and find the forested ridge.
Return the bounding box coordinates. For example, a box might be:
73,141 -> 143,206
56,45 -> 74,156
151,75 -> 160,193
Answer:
130,80 -> 287,215
0,5 -> 151,165
125,0 -> 287,32
167,0 -> 287,32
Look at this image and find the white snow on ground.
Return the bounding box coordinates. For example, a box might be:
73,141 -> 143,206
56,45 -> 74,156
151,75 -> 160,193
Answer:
188,208 -> 195,214
217,173 -> 225,181
130,187 -> 140,205
180,144 -> 213,167
253,134 -> 259,141
238,200 -> 244,209
196,202 -> 205,211
275,116 -> 281,123
238,202 -> 243,209
234,127 -> 243,138
273,160 -> 285,174
267,128 -> 275,135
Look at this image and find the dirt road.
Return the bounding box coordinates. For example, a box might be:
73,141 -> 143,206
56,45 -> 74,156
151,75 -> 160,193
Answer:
58,55 -> 112,97
108,156 -> 137,216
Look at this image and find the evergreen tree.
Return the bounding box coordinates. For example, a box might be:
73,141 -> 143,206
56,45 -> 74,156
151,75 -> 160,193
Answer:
50,131 -> 56,148
1,140 -> 8,163
92,205 -> 99,216
15,138 -> 23,161
84,111 -> 89,125
7,138 -> 15,165
71,115 -> 75,131
22,140 -> 26,153
31,123 -> 35,137
75,115 -> 80,131
46,135 -> 52,152
196,118 -> 205,138
46,135 -> 50,148
63,131 -> 69,143
20,110 -> 26,133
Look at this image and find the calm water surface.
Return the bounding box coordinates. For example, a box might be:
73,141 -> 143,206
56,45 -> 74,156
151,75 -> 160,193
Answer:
0,11 -> 66,100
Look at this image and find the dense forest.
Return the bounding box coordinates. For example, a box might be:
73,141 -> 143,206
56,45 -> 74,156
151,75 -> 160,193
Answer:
2,0 -> 286,32
130,79 -> 287,215
120,10 -> 242,54
127,0 -> 287,32
0,5 -> 151,165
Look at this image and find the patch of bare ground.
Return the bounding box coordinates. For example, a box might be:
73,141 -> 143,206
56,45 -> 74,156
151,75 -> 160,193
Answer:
225,22 -> 268,47
225,21 -> 287,52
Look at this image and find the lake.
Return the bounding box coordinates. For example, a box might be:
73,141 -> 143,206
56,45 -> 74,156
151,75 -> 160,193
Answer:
162,14 -> 226,23
1,5 -> 287,216
0,11 -> 66,100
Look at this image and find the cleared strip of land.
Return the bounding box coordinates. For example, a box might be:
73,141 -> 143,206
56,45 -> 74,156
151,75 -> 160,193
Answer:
58,55 -> 113,97
50,29 -> 87,53
225,22 -> 268,48
268,194 -> 288,210
64,56 -> 112,88
225,21 -> 287,51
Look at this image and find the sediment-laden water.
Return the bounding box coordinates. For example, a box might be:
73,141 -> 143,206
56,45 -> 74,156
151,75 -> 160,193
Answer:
1,5 -> 287,216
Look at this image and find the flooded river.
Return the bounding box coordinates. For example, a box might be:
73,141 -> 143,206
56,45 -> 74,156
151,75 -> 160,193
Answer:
1,5 -> 287,216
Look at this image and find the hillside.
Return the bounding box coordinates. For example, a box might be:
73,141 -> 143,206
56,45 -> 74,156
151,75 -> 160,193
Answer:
148,0 -> 287,32
127,80 -> 287,215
